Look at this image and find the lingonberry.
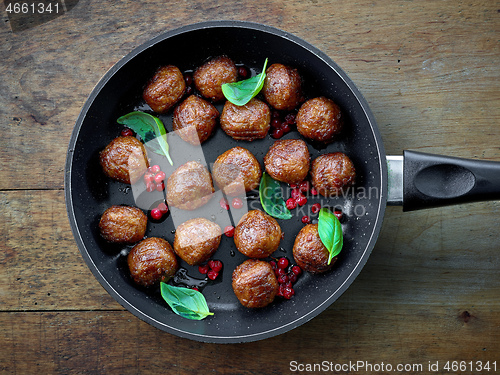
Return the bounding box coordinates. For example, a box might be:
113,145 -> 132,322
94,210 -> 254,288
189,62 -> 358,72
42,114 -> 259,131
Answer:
282,287 -> 295,300
157,202 -> 168,214
154,171 -> 166,184
208,260 -> 223,273
198,264 -> 209,274
285,198 -> 297,210
288,273 -> 297,284
184,72 -> 193,86
219,198 -> 230,210
278,274 -> 289,284
271,118 -> 281,128
238,66 -> 250,79
278,257 -> 289,269
207,270 -> 219,280
149,165 -> 160,173
291,265 -> 302,276
146,182 -> 155,192
310,187 -> 318,195
283,113 -> 296,125
144,172 -> 154,185
311,203 -> 321,214
296,195 -> 307,206
150,208 -> 162,220
334,210 -> 343,221
301,215 -> 311,224
269,260 -> 277,270
121,128 -> 134,137
224,225 -> 235,237
231,197 -> 243,209
281,123 -> 291,134
271,127 -> 284,139
156,182 -> 165,192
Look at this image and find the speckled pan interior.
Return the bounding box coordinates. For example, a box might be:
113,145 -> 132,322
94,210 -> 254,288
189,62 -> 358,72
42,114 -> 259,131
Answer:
65,21 -> 387,343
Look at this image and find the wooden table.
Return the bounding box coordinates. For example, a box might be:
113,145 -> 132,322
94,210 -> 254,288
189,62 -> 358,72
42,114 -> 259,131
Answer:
1,0 -> 499,373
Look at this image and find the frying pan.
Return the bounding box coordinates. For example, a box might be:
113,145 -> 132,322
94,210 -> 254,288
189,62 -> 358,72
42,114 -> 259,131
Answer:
64,21 -> 500,343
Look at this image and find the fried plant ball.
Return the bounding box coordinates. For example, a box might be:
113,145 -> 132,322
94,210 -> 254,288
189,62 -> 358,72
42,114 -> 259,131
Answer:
173,218 -> 222,266
232,259 -> 279,308
264,139 -> 310,185
193,56 -> 238,102
172,95 -> 219,145
166,161 -> 215,211
234,210 -> 282,258
143,65 -> 186,113
99,136 -> 149,184
296,97 -> 343,143
212,147 -> 262,196
262,63 -> 303,110
127,237 -> 179,287
311,152 -> 356,197
292,224 -> 337,273
220,99 -> 271,141
99,205 -> 147,244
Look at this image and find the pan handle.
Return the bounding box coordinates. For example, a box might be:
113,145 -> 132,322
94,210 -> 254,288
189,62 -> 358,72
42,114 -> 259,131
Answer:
387,151 -> 500,211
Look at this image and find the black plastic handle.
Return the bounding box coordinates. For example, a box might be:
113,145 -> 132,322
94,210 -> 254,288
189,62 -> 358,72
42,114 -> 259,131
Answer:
403,150 -> 500,211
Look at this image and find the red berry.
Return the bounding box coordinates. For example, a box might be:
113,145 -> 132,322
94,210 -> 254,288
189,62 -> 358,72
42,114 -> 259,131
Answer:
278,257 -> 289,269
149,165 -> 160,173
154,171 -> 166,184
291,265 -> 302,276
231,197 -> 243,209
282,287 -> 295,299
299,181 -> 310,193
296,195 -> 307,206
281,123 -> 291,133
238,66 -> 249,79
271,118 -> 281,128
191,287 -> 199,292
184,72 -> 193,86
144,173 -> 154,185
271,127 -> 284,139
146,182 -> 155,192
157,202 -> 168,214
302,215 -> 311,224
285,198 -> 297,210
310,187 -> 318,195
270,260 -> 277,270
311,203 -> 321,214
121,128 -> 134,137
150,208 -> 162,220
288,273 -> 298,284
198,264 -> 209,274
207,270 -> 219,280
277,284 -> 284,297
334,210 -> 343,221
219,198 -> 230,210
290,184 -> 297,189
156,182 -> 165,192
284,113 -> 296,125
208,260 -> 223,272
224,225 -> 235,237
185,85 -> 193,96
278,274 -> 289,284
276,267 -> 286,277
291,188 -> 301,200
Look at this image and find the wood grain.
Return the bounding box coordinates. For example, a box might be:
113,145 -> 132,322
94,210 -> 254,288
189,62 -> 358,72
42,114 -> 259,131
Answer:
1,0 -> 499,373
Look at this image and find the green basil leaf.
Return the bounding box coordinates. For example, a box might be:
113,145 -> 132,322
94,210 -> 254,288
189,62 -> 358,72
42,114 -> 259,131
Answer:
117,111 -> 173,165
259,172 -> 292,220
318,208 -> 343,265
222,58 -> 268,106
160,282 -> 214,320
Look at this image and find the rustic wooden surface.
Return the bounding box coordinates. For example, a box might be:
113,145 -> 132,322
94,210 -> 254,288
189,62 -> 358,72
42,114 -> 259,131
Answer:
1,0 -> 499,374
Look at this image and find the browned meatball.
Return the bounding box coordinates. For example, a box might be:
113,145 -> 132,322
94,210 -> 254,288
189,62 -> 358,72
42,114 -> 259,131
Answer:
127,237 -> 179,286
99,205 -> 147,244
262,63 -> 303,110
172,95 -> 219,145
143,65 -> 186,113
234,210 -> 282,258
166,161 -> 215,210
311,152 -> 356,197
220,99 -> 271,141
296,97 -> 343,143
264,139 -> 310,185
212,147 -> 262,196
292,224 -> 337,273
232,259 -> 279,308
99,136 -> 149,184
173,218 -> 222,266
193,56 -> 238,102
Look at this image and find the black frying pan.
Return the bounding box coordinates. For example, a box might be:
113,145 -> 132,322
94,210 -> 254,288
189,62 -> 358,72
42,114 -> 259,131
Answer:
65,21 -> 500,343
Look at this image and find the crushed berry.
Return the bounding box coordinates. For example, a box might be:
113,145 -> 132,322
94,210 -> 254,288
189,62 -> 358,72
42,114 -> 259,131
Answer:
157,202 -> 168,214
311,203 -> 321,214
296,195 -> 307,206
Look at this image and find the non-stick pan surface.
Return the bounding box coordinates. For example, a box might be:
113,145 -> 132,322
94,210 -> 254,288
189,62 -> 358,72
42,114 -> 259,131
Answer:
65,21 -> 387,343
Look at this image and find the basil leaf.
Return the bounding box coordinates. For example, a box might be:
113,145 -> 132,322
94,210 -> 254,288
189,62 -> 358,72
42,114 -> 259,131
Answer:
222,58 -> 268,106
318,208 -> 343,265
117,111 -> 173,165
259,172 -> 292,220
160,282 -> 214,320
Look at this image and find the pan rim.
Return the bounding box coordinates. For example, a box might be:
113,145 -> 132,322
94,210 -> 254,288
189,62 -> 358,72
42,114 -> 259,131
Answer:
64,20 -> 388,343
